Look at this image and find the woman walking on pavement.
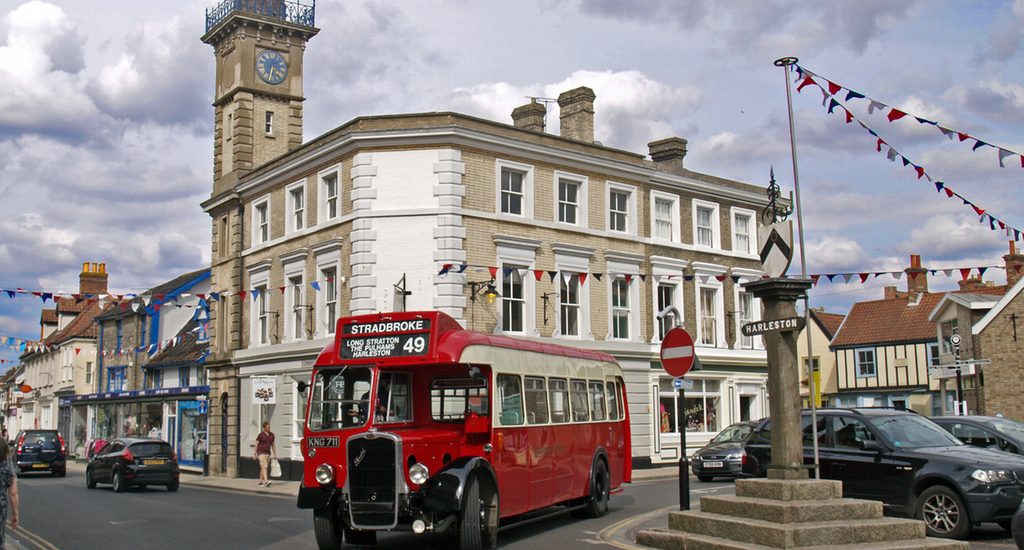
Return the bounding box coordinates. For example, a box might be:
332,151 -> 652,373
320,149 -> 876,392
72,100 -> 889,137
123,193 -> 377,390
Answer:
0,434 -> 19,546
255,422 -> 277,487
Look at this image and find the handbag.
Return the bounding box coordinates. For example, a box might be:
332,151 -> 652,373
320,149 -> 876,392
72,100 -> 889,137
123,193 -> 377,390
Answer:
270,458 -> 282,478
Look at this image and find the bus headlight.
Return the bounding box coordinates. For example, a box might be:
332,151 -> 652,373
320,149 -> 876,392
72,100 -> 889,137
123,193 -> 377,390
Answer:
315,463 -> 335,484
409,463 -> 429,485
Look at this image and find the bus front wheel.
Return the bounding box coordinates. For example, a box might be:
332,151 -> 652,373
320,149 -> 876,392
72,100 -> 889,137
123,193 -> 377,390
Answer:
459,476 -> 483,550
313,506 -> 343,550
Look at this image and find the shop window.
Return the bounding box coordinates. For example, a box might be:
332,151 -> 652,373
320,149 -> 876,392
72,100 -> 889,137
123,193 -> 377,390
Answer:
659,378 -> 721,433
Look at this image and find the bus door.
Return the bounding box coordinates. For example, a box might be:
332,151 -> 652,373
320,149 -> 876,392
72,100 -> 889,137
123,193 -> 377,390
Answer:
605,378 -> 626,487
547,378 -> 575,503
494,373 -> 529,516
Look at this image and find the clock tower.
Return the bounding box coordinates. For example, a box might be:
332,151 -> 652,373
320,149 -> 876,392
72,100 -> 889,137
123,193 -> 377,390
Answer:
201,0 -> 319,196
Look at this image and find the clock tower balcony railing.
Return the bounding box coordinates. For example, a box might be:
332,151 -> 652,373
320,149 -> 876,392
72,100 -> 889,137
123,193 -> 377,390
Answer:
205,0 -> 316,32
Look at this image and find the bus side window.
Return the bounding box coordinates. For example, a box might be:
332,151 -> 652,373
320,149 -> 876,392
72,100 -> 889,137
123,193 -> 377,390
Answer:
606,380 -> 620,420
589,381 -> 606,421
524,377 -> 549,424
497,374 -> 524,426
549,378 -> 569,423
570,379 -> 590,422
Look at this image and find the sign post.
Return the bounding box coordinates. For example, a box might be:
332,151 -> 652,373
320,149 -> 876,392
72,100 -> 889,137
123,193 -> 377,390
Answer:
950,334 -> 965,416
661,327 -> 695,511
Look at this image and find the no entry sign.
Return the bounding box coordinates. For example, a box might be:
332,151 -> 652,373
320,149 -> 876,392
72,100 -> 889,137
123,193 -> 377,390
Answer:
660,327 -> 696,378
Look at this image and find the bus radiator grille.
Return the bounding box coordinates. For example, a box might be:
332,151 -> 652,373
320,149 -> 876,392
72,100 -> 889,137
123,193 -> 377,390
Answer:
347,436 -> 398,528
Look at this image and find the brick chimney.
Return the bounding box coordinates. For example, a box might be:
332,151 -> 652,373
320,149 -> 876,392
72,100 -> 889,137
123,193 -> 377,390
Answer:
511,99 -> 546,133
884,286 -> 900,299
958,276 -> 987,291
1005,241 -> 1024,286
648,137 -> 688,175
557,86 -> 596,143
79,261 -> 109,295
905,254 -> 928,294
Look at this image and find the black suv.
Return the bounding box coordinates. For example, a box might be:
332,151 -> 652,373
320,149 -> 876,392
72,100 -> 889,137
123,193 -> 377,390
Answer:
742,408 -> 1024,539
13,429 -> 66,477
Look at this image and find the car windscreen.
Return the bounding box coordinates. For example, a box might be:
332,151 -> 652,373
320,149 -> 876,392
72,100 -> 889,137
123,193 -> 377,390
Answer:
711,423 -> 753,444
869,415 -> 963,449
990,418 -> 1024,441
129,442 -> 173,457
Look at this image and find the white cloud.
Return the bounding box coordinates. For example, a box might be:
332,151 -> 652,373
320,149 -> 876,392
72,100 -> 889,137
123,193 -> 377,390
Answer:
903,215 -> 1006,260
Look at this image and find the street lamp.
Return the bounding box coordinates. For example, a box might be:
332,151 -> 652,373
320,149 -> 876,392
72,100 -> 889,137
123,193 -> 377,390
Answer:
468,279 -> 500,304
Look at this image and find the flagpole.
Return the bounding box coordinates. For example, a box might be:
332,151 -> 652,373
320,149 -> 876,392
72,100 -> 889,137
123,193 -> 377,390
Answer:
775,56 -> 820,479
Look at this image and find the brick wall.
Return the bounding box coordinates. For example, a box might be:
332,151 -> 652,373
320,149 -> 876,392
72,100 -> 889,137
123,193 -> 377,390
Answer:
980,290 -> 1024,420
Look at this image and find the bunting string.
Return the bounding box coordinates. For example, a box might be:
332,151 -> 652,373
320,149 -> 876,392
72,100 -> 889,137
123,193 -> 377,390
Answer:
794,64 -> 1024,169
792,65 -> 1022,242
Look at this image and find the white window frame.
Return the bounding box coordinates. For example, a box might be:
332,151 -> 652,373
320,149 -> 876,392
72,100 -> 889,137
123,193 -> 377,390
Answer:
552,243 -> 594,340
252,195 -> 271,246
314,243 -> 342,339
655,281 -> 680,340
606,182 -> 637,235
286,179 -> 306,234
248,264 -> 271,348
495,159 -> 534,219
735,290 -> 759,350
609,277 -> 633,340
558,274 -> 582,338
606,252 -> 643,342
553,171 -> 588,228
730,207 -> 756,255
695,281 -> 725,347
264,110 -> 274,135
650,190 -> 680,243
317,164 -> 341,224
692,199 -> 721,249
649,256 -> 688,344
283,258 -> 306,343
855,348 -> 877,378
495,236 -> 539,337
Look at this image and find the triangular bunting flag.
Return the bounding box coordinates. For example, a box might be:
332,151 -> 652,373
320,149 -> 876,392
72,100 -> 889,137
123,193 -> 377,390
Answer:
827,98 -> 840,114
845,90 -> 865,101
842,274 -> 854,283
959,268 -> 972,280
944,188 -> 955,198
796,75 -> 816,92
593,273 -> 603,282
978,266 -> 989,277
939,127 -> 956,139
942,269 -> 954,278
488,266 -> 498,279
827,81 -> 841,95
623,274 -> 632,284
934,181 -> 944,192
957,132 -> 969,142
972,139 -> 989,151
868,100 -> 886,114
998,148 -> 1013,168
810,274 -> 821,285
547,271 -> 558,282
578,272 -> 588,286
859,273 -> 869,283
887,108 -> 907,122
533,269 -> 544,281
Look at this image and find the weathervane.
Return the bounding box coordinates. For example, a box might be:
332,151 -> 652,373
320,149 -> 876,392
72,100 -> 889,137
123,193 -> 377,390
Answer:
762,166 -> 794,224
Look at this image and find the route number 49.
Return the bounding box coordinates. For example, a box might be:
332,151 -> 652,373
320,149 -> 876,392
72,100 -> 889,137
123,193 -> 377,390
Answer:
403,336 -> 426,354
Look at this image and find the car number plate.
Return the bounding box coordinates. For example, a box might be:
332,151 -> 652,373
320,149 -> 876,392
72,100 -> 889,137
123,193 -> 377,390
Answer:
143,459 -> 165,465
31,463 -> 48,469
703,461 -> 724,468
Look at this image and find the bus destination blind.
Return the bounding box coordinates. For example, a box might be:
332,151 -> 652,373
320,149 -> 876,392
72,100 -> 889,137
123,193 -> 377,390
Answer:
340,319 -> 432,359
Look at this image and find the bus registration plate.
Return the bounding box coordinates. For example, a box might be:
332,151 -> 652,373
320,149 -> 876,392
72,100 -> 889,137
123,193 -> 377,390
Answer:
307,436 -> 340,448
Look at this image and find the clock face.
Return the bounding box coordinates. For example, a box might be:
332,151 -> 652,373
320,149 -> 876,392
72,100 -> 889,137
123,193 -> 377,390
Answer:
256,49 -> 288,85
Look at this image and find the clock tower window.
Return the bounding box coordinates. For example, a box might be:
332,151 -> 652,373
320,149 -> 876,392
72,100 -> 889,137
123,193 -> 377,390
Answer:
265,111 -> 274,135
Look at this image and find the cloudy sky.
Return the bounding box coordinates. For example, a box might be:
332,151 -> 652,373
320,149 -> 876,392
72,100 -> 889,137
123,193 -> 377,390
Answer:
2,0 -> 1023,363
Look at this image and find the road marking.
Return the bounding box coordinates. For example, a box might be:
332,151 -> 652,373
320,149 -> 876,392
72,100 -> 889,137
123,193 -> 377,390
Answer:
12,526 -> 59,550
597,505 -> 680,550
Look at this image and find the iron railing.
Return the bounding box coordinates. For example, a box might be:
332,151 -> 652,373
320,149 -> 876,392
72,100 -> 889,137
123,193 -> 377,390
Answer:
205,0 -> 316,32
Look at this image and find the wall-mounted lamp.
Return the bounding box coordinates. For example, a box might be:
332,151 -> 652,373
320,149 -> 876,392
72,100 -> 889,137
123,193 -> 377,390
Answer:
469,279 -> 501,304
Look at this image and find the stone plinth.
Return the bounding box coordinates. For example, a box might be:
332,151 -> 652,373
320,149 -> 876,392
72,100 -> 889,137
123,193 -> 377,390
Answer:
635,479 -> 969,550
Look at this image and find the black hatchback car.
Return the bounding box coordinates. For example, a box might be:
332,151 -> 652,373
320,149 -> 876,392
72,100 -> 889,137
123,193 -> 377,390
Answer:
742,408 -> 1024,539
931,415 -> 1024,457
692,420 -> 757,482
86,438 -> 180,492
14,430 -> 66,477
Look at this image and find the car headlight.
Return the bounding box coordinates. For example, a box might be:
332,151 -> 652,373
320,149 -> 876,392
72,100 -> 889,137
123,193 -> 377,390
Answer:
315,463 -> 335,484
409,462 -> 429,485
726,451 -> 744,461
970,468 -> 1013,484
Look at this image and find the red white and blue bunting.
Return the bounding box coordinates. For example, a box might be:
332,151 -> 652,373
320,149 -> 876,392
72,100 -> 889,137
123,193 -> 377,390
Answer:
792,64 -> 1022,242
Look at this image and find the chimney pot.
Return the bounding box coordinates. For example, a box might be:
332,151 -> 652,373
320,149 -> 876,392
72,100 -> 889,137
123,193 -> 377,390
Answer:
511,99 -> 546,133
648,137 -> 688,174
557,86 -> 596,143
79,260 -> 109,295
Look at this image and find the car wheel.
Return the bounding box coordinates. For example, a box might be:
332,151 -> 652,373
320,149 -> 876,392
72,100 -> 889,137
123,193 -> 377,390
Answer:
86,467 -> 96,489
112,469 -> 127,493
915,485 -> 970,539
697,475 -> 714,482
312,506 -> 342,550
166,482 -> 179,492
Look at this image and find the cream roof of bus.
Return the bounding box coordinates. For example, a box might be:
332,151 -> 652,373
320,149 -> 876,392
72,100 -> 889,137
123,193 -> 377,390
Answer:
459,344 -> 621,381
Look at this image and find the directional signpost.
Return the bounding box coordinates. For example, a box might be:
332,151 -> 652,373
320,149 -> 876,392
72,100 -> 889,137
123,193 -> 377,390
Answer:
661,327 -> 695,510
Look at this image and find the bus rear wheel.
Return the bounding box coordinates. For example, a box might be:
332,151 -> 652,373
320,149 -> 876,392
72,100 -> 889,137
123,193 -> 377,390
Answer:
582,460 -> 609,518
313,506 -> 343,550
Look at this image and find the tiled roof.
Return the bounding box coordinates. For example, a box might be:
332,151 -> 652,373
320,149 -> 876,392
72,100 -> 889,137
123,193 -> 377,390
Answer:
146,318 -> 209,367
40,309 -> 57,324
811,310 -> 845,339
44,302 -> 103,345
831,293 -> 946,348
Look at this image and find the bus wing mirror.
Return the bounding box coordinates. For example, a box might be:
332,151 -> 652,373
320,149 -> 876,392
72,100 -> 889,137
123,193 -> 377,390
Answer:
297,381 -> 308,395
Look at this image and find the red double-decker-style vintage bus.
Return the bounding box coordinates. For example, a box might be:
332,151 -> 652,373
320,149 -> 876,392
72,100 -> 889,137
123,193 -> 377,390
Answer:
296,311 -> 631,550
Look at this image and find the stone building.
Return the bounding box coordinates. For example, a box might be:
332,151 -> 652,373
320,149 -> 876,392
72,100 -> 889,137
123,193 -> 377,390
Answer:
199,1 -> 772,478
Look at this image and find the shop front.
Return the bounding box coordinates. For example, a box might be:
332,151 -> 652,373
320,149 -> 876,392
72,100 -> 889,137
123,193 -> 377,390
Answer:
59,385 -> 209,471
